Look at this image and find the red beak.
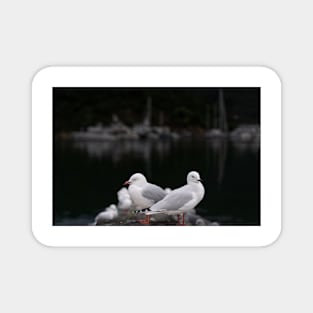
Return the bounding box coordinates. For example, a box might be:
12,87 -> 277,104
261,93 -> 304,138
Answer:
123,180 -> 130,186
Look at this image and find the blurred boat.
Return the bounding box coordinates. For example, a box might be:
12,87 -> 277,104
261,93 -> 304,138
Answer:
71,98 -> 180,141
71,116 -> 139,141
230,124 -> 260,143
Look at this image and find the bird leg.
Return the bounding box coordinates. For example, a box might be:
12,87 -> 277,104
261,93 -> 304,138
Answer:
177,213 -> 186,226
139,214 -> 150,225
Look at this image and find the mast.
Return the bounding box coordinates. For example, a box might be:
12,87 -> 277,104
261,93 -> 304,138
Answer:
143,96 -> 152,127
218,88 -> 228,133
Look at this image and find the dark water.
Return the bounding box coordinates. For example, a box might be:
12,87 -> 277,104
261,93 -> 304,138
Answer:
53,138 -> 260,225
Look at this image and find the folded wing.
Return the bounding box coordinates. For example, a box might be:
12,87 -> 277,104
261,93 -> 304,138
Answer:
148,186 -> 193,213
142,183 -> 166,203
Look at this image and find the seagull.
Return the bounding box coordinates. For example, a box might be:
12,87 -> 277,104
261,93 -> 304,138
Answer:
145,171 -> 205,225
164,187 -> 172,195
117,187 -> 133,210
123,173 -> 166,224
91,204 -> 118,225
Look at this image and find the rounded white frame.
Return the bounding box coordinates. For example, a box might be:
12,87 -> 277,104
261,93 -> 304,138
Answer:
32,66 -> 281,247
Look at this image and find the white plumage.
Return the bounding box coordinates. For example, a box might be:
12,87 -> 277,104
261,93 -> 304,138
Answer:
124,173 -> 166,210
91,204 -> 118,225
117,187 -> 133,210
146,171 -> 205,225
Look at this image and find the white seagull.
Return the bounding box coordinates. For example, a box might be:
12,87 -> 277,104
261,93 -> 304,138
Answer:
91,204 -> 118,225
117,187 -> 133,210
145,171 -> 205,225
123,173 -> 166,224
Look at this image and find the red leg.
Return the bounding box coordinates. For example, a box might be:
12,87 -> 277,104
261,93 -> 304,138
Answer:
139,214 -> 150,225
177,213 -> 185,226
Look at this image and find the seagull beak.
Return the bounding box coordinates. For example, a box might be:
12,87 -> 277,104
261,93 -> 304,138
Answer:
123,180 -> 130,186
198,179 -> 203,182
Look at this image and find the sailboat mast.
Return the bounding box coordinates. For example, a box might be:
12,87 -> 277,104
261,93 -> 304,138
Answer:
144,96 -> 152,127
219,88 -> 228,133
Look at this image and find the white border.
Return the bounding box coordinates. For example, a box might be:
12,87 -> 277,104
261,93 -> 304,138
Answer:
32,66 -> 281,247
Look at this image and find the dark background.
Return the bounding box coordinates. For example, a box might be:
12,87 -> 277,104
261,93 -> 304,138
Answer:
53,87 -> 260,132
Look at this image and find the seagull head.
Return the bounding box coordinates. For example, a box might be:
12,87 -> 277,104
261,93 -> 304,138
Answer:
123,173 -> 147,187
107,204 -> 117,212
187,171 -> 203,184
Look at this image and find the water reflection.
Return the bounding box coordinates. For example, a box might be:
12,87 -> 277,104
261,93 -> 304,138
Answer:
205,138 -> 228,187
72,139 -> 173,178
